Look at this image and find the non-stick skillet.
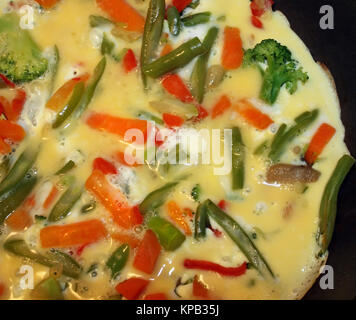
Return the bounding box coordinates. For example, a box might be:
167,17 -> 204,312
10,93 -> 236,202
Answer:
273,0 -> 356,300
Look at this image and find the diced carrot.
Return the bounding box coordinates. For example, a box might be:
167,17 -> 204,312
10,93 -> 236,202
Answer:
160,44 -> 173,57
304,123 -> 336,165
193,275 -> 209,299
11,89 -> 26,120
143,293 -> 167,300
0,96 -> 15,121
96,0 -> 145,33
221,26 -> 244,70
122,49 -> 138,73
93,157 -> 117,175
161,74 -> 194,103
43,185 -> 59,210
86,112 -> 148,143
111,232 -> 140,248
40,219 -> 108,248
183,207 -> 194,220
0,120 -> 25,142
251,15 -> 263,28
233,99 -> 273,130
173,0 -> 192,12
163,113 -> 184,128
85,169 -> 143,229
115,278 -> 149,300
35,0 -> 61,9
6,208 -> 33,231
167,200 -> 192,235
0,138 -> 11,155
115,151 -> 142,167
211,95 -> 232,119
133,230 -> 161,274
46,74 -> 89,111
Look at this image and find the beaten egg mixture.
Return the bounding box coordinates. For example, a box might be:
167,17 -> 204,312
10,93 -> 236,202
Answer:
0,0 -> 352,300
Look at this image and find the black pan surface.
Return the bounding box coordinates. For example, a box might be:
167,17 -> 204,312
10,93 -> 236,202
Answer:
273,0 -> 356,300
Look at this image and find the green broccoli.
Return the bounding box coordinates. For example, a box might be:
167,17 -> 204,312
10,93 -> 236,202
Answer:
243,39 -> 309,105
0,13 -> 48,83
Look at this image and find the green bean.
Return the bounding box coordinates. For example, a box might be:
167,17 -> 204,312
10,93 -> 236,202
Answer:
167,6 -> 181,36
182,12 -> 211,27
48,179 -> 82,222
49,45 -> 60,95
270,123 -> 287,151
55,160 -> 76,175
143,37 -> 206,79
101,33 -> 115,56
3,238 -> 82,278
148,216 -> 186,251
194,201 -> 210,240
232,127 -> 245,190
0,156 -> 10,183
89,15 -> 113,28
139,181 -> 178,215
205,200 -> 274,278
140,0 -> 165,88
319,154 -> 355,253
253,140 -> 269,156
52,82 -> 84,129
189,0 -> 200,9
32,277 -> 64,300
191,184 -> 201,202
190,27 -> 218,103
0,146 -> 39,194
0,169 -> 37,225
81,202 -> 96,214
268,109 -> 319,162
137,110 -> 164,125
106,244 -> 130,279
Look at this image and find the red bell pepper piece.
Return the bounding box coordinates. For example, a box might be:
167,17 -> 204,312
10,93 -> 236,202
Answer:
161,74 -> 194,103
211,95 -> 232,119
250,0 -> 274,17
192,275 -> 209,298
0,120 -> 26,142
0,138 -> 11,155
193,105 -> 209,123
115,278 -> 149,300
133,230 -> 161,274
11,89 -> 26,120
251,15 -> 263,29
172,0 -> 192,12
93,157 -> 117,175
184,259 -> 247,277
123,49 -> 138,73
163,113 -> 184,128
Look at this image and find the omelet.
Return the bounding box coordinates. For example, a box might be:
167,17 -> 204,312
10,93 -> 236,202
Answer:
0,0 -> 353,300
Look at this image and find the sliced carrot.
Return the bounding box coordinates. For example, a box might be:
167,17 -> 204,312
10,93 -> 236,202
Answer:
115,151 -> 142,167
40,219 -> 108,248
163,113 -> 184,128
211,95 -> 232,119
43,185 -> 59,210
304,123 -> 336,165
233,99 -> 273,130
11,89 -> 26,120
173,0 -> 192,12
46,74 -> 90,111
86,112 -> 148,143
161,74 -> 194,103
0,120 -> 25,142
93,157 -> 117,175
122,49 -> 138,73
111,232 -> 140,249
85,169 -> 143,229
6,195 -> 35,231
0,138 -> 11,155
96,0 -> 145,33
143,293 -> 167,300
160,44 -> 173,57
35,0 -> 61,9
221,26 -> 244,70
167,200 -> 192,235
133,230 -> 161,275
115,278 -> 149,300
0,96 -> 15,121
193,275 -> 209,299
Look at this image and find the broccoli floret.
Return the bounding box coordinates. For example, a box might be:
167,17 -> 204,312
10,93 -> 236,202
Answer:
243,39 -> 309,105
0,13 -> 48,84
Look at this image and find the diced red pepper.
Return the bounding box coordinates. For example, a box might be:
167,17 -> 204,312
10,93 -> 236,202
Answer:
172,0 -> 192,12
163,113 -> 184,128
143,293 -> 167,300
93,157 -> 117,175
11,89 -> 26,120
250,0 -> 274,17
184,259 -> 247,277
123,49 -> 138,73
0,120 -> 26,142
115,278 -> 149,300
161,74 -> 194,103
193,105 -> 209,122
217,200 -> 227,210
251,15 -> 263,29
133,230 -> 161,274
0,74 -> 16,88
75,243 -> 90,256
193,275 -> 209,298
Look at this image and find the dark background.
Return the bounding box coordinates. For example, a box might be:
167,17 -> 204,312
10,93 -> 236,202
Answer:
273,0 -> 356,299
